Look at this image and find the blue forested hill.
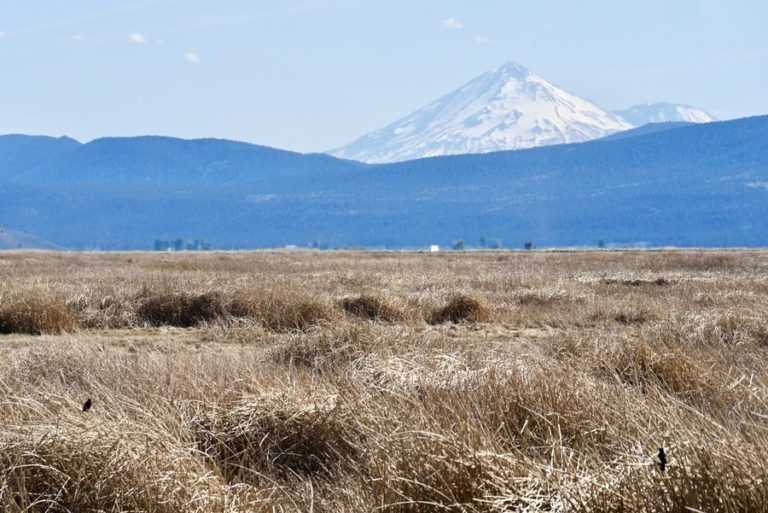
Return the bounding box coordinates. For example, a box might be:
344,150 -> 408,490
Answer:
1,135 -> 365,185
597,121 -> 694,141
1,116 -> 767,249
0,135 -> 82,179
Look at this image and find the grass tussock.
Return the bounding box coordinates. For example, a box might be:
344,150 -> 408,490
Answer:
511,288 -> 571,306
428,294 -> 490,324
270,322 -> 377,369
652,310 -> 768,348
612,309 -> 653,325
338,294 -> 417,323
0,291 -> 77,335
190,391 -> 360,481
583,440 -> 768,512
369,432 -> 512,512
608,340 -> 727,403
230,290 -> 341,331
66,289 -> 137,329
137,289 -> 226,327
588,306 -> 657,325
0,423 -> 224,513
133,286 -> 340,331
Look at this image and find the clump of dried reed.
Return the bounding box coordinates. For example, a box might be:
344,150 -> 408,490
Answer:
338,294 -> 417,323
0,422 -> 225,513
0,290 -> 77,335
269,322 -> 377,369
188,390 -> 361,482
137,289 -> 227,327
428,294 -> 490,324
229,289 -> 341,331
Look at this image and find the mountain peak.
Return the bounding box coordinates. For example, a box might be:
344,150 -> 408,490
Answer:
493,61 -> 531,78
329,62 -> 632,163
614,103 -> 714,125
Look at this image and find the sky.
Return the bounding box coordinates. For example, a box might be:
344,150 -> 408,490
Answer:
1,0 -> 767,153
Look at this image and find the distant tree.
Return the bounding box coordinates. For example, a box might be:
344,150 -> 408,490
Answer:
452,240 -> 465,251
524,241 -> 533,250
479,236 -> 487,248
487,238 -> 502,249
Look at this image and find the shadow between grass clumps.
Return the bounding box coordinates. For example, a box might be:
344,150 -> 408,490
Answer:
601,277 -> 673,287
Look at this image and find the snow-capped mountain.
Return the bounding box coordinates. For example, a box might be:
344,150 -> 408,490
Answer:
328,62 -> 633,163
614,103 -> 714,126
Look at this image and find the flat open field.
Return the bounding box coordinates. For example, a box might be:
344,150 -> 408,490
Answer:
1,250 -> 767,512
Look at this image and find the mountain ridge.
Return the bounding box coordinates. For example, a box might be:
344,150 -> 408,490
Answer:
1,134 -> 365,185
0,115 -> 766,250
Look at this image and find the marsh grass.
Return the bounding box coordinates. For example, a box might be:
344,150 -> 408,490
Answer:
189,390 -> 361,481
338,294 -> 418,323
137,289 -> 227,327
0,290 -> 76,335
1,250 -> 767,512
428,294 -> 491,324
0,422 -> 225,513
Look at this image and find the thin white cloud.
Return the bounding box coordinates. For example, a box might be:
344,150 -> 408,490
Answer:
474,35 -> 491,44
0,31 -> 7,39
442,18 -> 463,30
129,33 -> 147,44
184,52 -> 201,64
69,34 -> 85,42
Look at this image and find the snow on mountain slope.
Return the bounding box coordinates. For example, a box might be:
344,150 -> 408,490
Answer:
614,103 -> 714,126
0,225 -> 59,250
329,62 -> 633,163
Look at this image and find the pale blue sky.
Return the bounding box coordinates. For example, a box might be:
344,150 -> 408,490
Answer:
1,0 -> 766,152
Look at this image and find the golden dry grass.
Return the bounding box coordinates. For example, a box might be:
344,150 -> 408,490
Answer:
0,249 -> 767,512
0,289 -> 76,335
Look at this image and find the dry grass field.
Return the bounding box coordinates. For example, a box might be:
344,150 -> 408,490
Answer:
1,250 -> 767,512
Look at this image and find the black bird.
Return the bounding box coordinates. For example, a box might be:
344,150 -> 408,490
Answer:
658,447 -> 667,472
82,398 -> 92,412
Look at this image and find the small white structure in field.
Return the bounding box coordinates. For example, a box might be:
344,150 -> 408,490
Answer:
430,245 -> 440,252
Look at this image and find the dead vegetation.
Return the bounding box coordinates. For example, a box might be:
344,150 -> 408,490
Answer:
0,422 -> 225,512
428,294 -> 490,324
1,249 -> 767,512
0,290 -> 77,335
338,294 -> 416,323
190,390 -> 360,481
137,289 -> 227,327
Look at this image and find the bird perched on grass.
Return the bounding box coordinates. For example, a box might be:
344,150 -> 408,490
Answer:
82,398 -> 92,412
658,447 -> 667,472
